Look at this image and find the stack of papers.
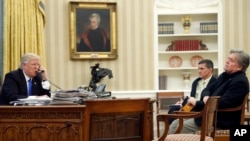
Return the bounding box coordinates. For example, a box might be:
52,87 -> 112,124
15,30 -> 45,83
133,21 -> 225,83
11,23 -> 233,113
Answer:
17,95 -> 52,105
51,90 -> 94,105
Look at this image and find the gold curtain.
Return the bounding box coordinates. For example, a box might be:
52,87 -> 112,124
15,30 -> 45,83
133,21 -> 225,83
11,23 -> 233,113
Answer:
3,0 -> 45,76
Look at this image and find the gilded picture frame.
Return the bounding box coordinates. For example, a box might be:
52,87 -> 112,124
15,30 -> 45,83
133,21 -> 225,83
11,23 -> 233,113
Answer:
69,2 -> 117,59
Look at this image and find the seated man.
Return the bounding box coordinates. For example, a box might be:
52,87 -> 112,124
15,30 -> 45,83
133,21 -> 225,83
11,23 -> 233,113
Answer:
0,53 -> 51,105
168,59 -> 216,123
169,49 -> 250,133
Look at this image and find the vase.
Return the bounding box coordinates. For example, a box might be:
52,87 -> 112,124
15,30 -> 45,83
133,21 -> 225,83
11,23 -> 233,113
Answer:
182,16 -> 192,34
182,72 -> 191,89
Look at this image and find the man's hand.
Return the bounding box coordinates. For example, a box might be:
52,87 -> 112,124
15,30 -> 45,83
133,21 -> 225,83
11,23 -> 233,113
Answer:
203,96 -> 209,103
39,66 -> 48,80
187,97 -> 197,106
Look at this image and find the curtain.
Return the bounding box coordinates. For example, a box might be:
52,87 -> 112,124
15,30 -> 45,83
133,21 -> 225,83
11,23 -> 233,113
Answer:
3,0 -> 46,77
0,0 -> 3,80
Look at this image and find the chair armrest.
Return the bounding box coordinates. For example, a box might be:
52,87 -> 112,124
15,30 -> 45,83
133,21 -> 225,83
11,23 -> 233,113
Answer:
157,113 -> 200,121
157,112 -> 202,135
217,106 -> 242,112
173,111 -> 200,114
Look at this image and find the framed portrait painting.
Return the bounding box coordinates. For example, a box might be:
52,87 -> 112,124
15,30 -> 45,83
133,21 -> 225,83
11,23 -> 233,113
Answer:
69,2 -> 117,59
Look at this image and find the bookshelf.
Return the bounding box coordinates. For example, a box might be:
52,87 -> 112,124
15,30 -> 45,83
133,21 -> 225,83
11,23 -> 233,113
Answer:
154,0 -> 223,93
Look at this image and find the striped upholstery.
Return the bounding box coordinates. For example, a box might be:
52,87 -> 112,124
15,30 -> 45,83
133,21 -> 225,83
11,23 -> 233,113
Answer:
215,130 -> 230,136
165,134 -> 213,141
196,130 -> 229,136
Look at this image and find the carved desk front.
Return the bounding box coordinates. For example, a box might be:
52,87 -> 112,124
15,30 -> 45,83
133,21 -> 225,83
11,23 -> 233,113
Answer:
0,100 -> 155,141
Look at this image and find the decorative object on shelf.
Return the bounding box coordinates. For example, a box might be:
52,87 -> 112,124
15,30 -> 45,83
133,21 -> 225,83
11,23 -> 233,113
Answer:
166,40 -> 175,51
182,16 -> 192,34
169,56 -> 182,67
182,72 -> 191,89
158,23 -> 174,34
190,55 -> 203,67
199,40 -> 208,50
166,40 -> 200,51
200,22 -> 218,33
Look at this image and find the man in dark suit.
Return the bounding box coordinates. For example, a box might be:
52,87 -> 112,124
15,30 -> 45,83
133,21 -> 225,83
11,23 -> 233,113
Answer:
0,53 -> 51,105
168,59 -> 216,123
169,49 -> 250,133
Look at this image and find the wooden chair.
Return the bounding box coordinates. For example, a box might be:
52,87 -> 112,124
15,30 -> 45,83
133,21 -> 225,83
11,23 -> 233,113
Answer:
156,92 -> 184,114
154,96 -> 221,141
0,76 -> 2,92
213,93 -> 249,141
156,92 -> 184,137
244,94 -> 250,125
83,98 -> 150,141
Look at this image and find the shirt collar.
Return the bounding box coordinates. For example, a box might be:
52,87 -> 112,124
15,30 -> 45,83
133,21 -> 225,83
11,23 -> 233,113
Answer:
23,71 -> 31,81
202,75 -> 213,83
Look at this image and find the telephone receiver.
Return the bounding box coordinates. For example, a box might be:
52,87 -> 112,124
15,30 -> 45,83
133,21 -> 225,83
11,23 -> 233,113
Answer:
36,70 -> 44,81
36,70 -> 63,90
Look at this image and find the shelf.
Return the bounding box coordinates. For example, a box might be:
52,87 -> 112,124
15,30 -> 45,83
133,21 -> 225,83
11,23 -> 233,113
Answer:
157,11 -> 218,15
154,0 -> 222,91
159,50 -> 218,54
158,33 -> 217,37
159,67 -> 218,70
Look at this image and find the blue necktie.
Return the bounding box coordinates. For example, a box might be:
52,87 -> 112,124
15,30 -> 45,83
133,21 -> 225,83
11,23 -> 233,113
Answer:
28,79 -> 32,96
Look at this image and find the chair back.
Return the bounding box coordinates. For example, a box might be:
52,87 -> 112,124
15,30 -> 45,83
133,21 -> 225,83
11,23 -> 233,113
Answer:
83,98 -> 150,141
156,96 -> 220,141
0,76 -> 2,92
199,96 -> 221,140
241,93 -> 249,124
217,93 -> 249,125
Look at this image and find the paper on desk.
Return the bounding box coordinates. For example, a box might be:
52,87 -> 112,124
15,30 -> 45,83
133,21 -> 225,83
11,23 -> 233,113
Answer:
18,95 -> 52,101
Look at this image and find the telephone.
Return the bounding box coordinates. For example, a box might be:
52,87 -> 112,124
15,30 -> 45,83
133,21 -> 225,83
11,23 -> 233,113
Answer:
36,70 -> 44,81
95,84 -> 106,92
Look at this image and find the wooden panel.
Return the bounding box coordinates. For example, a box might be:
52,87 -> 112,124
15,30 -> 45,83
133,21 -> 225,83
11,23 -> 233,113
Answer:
0,99 -> 155,141
83,98 -> 153,141
0,106 -> 85,141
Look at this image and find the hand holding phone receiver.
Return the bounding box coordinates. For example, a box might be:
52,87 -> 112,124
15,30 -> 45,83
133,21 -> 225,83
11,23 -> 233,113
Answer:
36,68 -> 47,81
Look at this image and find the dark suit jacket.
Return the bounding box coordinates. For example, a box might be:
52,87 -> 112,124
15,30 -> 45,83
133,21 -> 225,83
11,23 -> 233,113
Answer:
0,68 -> 50,105
167,76 -> 216,123
194,71 -> 249,128
190,76 -> 216,98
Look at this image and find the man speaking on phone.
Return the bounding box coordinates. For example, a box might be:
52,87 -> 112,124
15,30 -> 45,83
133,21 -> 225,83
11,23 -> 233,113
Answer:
0,53 -> 51,105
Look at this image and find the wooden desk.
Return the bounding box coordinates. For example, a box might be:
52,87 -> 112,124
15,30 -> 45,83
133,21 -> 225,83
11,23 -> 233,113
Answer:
0,100 -> 155,141
0,105 -> 85,141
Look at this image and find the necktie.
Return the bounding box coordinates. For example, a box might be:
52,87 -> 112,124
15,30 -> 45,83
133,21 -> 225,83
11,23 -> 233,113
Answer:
196,80 -> 206,100
28,79 -> 32,96
202,80 -> 206,90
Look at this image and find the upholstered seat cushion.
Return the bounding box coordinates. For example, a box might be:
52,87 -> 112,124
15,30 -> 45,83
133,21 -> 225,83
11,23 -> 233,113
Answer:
196,129 -> 229,136
215,130 -> 230,136
165,134 -> 213,141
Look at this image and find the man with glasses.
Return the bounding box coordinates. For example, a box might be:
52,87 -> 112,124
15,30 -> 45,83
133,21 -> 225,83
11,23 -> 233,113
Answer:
0,53 -> 50,105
